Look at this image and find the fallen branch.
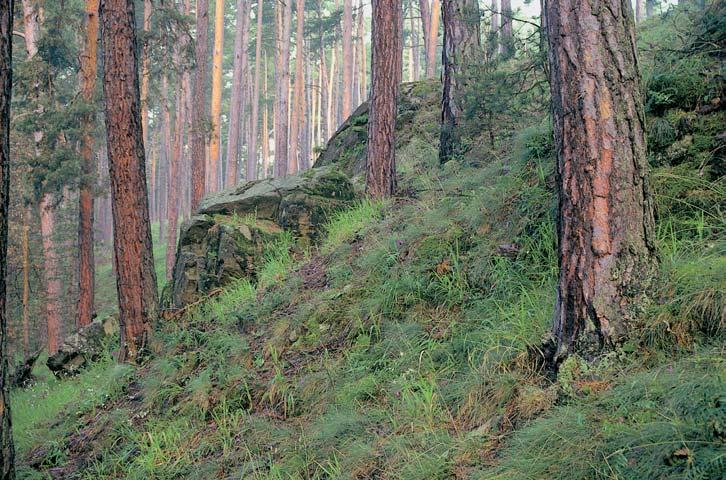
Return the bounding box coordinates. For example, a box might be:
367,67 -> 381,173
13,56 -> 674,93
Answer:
160,288 -> 225,321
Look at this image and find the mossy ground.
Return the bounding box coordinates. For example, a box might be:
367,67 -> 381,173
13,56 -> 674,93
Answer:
14,5 -> 725,479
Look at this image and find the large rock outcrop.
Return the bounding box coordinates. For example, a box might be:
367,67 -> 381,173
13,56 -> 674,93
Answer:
167,167 -> 355,308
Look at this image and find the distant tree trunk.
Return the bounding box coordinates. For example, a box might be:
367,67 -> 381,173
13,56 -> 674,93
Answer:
546,0 -> 656,360
488,0 -> 498,59
418,0 -> 431,74
140,0 -> 151,158
439,0 -> 480,163
358,2 -> 367,99
366,0 -> 400,197
166,75 -> 185,278
191,0 -> 210,211
247,0 -> 264,182
78,0 -> 100,330
39,195 -> 62,354
0,0 -> 15,475
635,0 -> 644,22
326,39 -> 337,134
500,0 -> 512,58
409,1 -> 420,81
100,0 -> 159,363
262,52 -> 271,177
209,0 -> 225,192
21,219 -> 30,355
646,0 -> 654,17
342,0 -> 353,119
426,0 -> 440,78
289,0 -> 305,174
226,0 -> 251,187
274,0 -> 292,177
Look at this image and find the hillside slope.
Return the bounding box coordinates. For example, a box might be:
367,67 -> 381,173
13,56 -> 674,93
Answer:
15,6 -> 724,479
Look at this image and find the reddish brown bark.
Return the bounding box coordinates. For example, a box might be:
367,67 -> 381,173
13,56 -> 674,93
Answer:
226,0 -> 251,187
500,0 -> 512,58
366,0 -> 400,198
274,0 -> 293,177
191,0 -> 210,210
546,0 -> 656,359
262,52 -> 271,177
439,0 -> 480,163
289,0 -> 305,174
21,219 -> 30,355
247,0 -> 264,182
100,0 -> 159,363
209,0 -> 225,192
39,194 -> 62,354
342,0 -> 353,118
426,0 -> 440,78
488,0 -> 498,58
0,0 -> 15,475
78,0 -> 100,329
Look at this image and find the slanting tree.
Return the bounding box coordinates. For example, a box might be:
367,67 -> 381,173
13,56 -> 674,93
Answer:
546,0 -> 656,360
191,0 -> 210,210
366,0 -> 401,197
100,0 -> 159,363
0,1 -> 14,476
439,0 -> 480,163
78,0 -> 100,329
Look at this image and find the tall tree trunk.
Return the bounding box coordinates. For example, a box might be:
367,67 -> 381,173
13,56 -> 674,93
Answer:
342,0 -> 353,119
21,219 -> 30,355
439,0 -> 480,163
100,0 -> 159,363
226,0 -> 251,187
418,0 -> 431,74
78,0 -> 100,330
546,0 -> 656,360
274,0 -> 293,177
191,0 -> 210,211
409,1 -> 419,81
289,0 -> 305,174
209,0 -> 225,192
425,0 -> 440,78
39,195 -> 62,354
247,0 -> 264,181
366,0 -> 400,197
499,0 -> 512,58
327,40 -> 337,132
488,0 -> 498,59
357,1 -> 367,98
635,0 -> 644,22
0,0 -> 14,475
262,52 -> 270,177
140,0 -> 152,158
646,0 -> 654,17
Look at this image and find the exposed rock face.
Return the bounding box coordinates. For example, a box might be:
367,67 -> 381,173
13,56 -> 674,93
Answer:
46,315 -> 119,377
167,166 -> 355,308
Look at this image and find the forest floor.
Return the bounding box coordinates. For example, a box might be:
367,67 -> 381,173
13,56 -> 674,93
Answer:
12,7 -> 725,480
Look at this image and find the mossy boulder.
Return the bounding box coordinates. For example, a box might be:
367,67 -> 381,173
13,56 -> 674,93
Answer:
46,316 -> 119,377
167,166 -> 355,308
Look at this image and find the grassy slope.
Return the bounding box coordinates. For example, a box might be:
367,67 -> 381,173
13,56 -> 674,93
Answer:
15,6 -> 724,479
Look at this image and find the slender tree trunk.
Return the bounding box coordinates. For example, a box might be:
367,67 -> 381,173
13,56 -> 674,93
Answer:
100,0 -> 159,363
357,2 -> 367,99
226,0 -> 251,187
546,0 -> 656,360
0,0 -> 14,475
262,52 -> 271,177
488,0 -> 498,58
274,0 -> 293,177
425,0 -> 439,78
500,0 -> 512,58
327,40 -> 337,133
21,219 -> 30,355
209,0 -> 225,192
78,0 -> 100,330
646,0 -> 654,17
39,195 -> 62,354
342,0 -> 353,119
440,0 -> 480,163
247,0 -> 264,181
418,0 -> 431,74
140,0 -> 151,158
191,0 -> 210,211
635,0 -> 644,22
366,0 -> 400,197
289,0 -> 305,174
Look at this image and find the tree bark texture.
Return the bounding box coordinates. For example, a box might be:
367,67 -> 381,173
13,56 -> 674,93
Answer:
191,0 -> 210,211
100,0 -> 159,363
274,0 -> 293,177
0,0 -> 14,476
546,0 -> 656,359
39,194 -> 62,354
439,0 -> 480,163
342,0 -> 353,119
426,0 -> 440,78
78,0 -> 100,329
247,0 -> 264,181
209,0 -> 225,192
366,0 -> 400,197
289,0 -> 305,175
500,0 -> 513,58
226,0 -> 251,187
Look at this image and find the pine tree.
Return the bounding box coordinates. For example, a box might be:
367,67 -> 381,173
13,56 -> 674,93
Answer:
366,0 -> 401,197
0,0 -> 14,476
274,0 -> 293,177
226,0 -> 251,187
191,0 -> 210,210
247,0 -> 264,182
546,0 -> 656,360
209,0 -> 225,192
100,0 -> 159,363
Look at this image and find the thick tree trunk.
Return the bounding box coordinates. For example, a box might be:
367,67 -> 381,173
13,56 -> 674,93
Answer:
191,0 -> 210,211
209,0 -> 225,192
226,0 -> 251,187
426,0 -> 440,78
274,0 -> 293,177
247,0 -> 264,182
0,0 -> 14,475
439,0 -> 480,163
342,0 -> 353,119
100,0 -> 159,363
366,0 -> 400,197
78,0 -> 100,330
289,0 -> 305,175
39,195 -> 62,354
546,0 -> 656,360
500,0 -> 512,58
